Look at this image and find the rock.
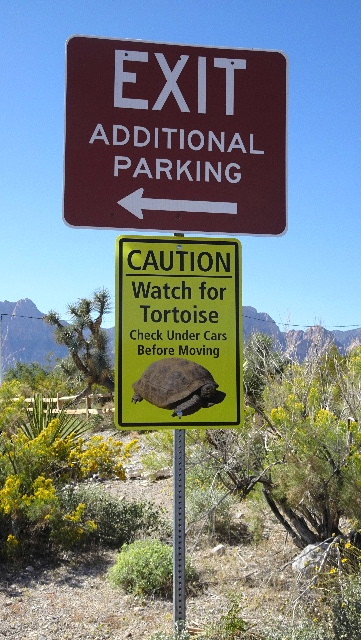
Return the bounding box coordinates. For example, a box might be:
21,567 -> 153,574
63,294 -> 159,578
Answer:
126,468 -> 143,479
211,544 -> 226,556
291,543 -> 330,575
143,467 -> 172,481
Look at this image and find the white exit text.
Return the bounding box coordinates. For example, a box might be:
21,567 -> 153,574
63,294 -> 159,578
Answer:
114,50 -> 247,115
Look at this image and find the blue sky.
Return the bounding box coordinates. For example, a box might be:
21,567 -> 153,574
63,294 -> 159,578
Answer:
1,0 -> 360,329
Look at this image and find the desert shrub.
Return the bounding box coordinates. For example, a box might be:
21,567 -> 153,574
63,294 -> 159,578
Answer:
185,450 -> 242,541
264,625 -> 331,640
0,380 -> 27,434
5,362 -> 49,391
87,412 -> 115,432
329,573 -> 361,640
202,594 -> 261,640
243,487 -> 269,542
42,499 -> 99,552
68,434 -> 136,480
142,429 -> 174,471
142,430 -> 241,540
108,539 -> 173,597
251,572 -> 361,640
0,413 -> 137,560
108,539 -> 199,598
19,393 -> 91,440
60,484 -> 170,547
4,361 -> 83,397
186,481 -> 239,540
150,596 -> 261,639
193,344 -> 361,550
0,421 -> 135,487
0,474 -> 99,557
257,347 -> 361,546
143,430 -> 244,540
262,547 -> 361,640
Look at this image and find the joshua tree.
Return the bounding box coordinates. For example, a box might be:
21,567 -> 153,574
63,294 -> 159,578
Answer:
45,289 -> 114,400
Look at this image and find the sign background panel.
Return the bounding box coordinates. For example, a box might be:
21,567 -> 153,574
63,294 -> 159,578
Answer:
115,236 -> 242,428
65,36 -> 287,235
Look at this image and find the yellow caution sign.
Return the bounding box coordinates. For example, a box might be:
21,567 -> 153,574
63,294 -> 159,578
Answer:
115,236 -> 242,429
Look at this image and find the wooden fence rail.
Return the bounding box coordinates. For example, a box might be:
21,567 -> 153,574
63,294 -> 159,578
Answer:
14,394 -> 114,418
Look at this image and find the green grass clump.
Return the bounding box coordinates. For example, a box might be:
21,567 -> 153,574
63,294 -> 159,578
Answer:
108,539 -> 198,598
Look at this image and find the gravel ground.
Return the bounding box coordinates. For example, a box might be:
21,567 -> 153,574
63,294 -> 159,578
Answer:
0,473 -> 176,640
0,431 -> 299,639
0,551 -> 178,640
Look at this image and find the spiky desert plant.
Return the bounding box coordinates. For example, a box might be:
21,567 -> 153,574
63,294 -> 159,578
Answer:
20,393 -> 90,440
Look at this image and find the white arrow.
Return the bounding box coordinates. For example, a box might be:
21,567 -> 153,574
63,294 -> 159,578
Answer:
117,188 -> 237,220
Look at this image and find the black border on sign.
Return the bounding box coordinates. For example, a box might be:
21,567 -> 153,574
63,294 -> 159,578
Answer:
115,237 -> 242,429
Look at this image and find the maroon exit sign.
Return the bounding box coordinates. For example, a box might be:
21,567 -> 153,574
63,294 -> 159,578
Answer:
64,36 -> 287,235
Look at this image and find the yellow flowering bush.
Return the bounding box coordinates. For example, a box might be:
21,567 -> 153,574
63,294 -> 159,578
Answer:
0,420 -> 137,559
0,472 -> 98,555
0,422 -> 137,485
68,435 -> 138,480
285,393 -> 304,416
270,406 -> 288,426
49,501 -> 99,550
5,533 -> 20,558
0,475 -> 22,514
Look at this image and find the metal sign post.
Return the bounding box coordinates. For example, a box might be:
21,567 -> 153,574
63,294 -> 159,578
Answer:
173,427 -> 186,631
173,232 -> 186,631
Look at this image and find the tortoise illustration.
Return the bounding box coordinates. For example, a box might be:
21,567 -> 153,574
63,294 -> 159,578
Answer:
132,358 -> 221,418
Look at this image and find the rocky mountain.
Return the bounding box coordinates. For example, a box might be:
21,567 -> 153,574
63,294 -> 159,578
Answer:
283,325 -> 344,362
1,299 -> 360,374
333,327 -> 361,353
0,299 -> 68,372
243,306 -> 285,345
